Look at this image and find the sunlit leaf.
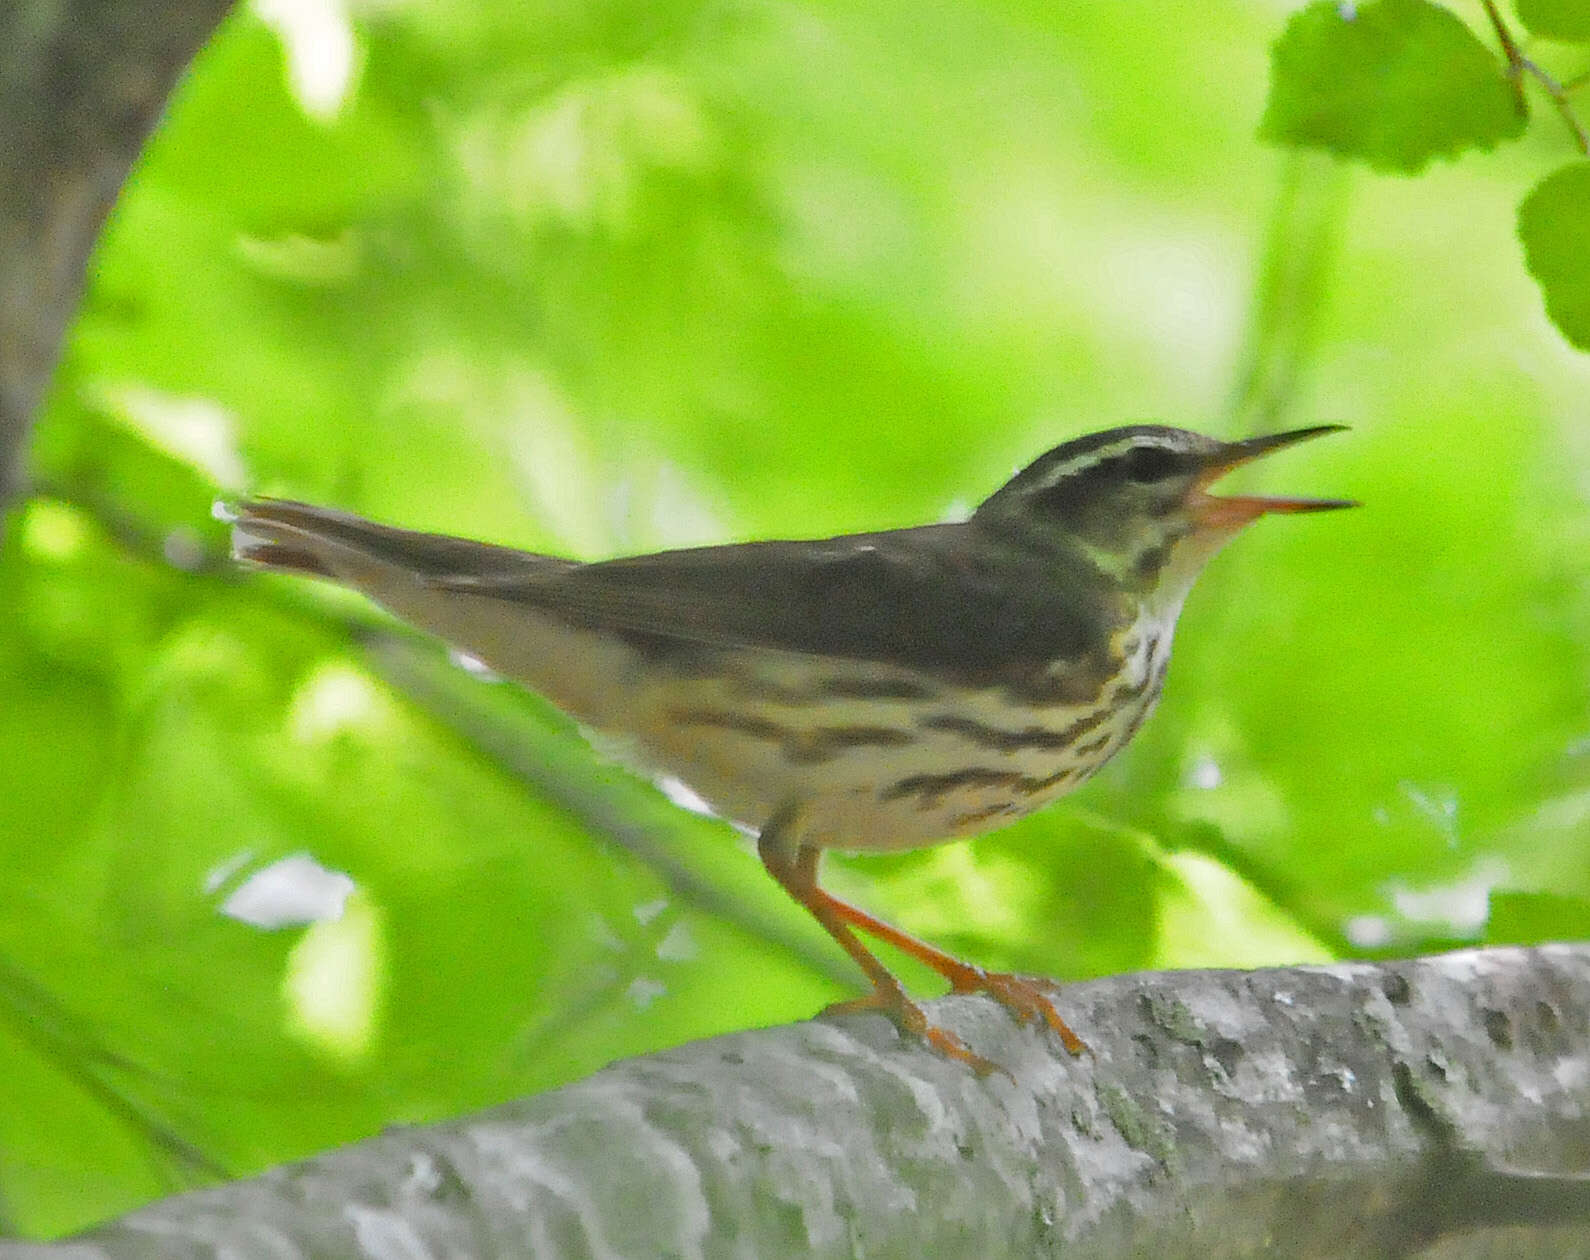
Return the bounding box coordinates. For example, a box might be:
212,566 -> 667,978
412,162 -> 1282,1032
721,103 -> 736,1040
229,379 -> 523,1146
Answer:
1152,852 -> 1333,970
1261,0 -> 1526,172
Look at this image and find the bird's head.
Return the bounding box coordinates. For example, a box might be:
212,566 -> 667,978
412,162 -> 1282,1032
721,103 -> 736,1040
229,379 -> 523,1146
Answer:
974,424 -> 1355,604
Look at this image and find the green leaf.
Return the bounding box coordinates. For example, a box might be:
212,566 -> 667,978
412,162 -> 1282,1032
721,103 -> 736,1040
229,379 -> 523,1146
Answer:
1152,852 -> 1333,970
1519,163 -> 1590,351
1487,891 -> 1590,945
1261,0 -> 1527,172
148,17 -> 423,233
1516,0 -> 1590,42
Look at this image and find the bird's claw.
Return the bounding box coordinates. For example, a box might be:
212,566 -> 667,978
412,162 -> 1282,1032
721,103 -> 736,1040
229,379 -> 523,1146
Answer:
948,969 -> 1089,1056
821,988 -> 1008,1077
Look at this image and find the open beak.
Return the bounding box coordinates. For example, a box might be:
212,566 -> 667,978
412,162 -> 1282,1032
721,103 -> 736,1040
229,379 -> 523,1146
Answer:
1192,425 -> 1358,530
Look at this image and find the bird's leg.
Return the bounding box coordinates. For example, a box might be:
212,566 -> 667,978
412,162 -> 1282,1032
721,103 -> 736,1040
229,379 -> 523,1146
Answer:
790,853 -> 1088,1058
757,830 -> 1002,1074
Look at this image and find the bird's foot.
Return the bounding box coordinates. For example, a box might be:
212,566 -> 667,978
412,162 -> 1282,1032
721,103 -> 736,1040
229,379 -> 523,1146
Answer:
822,986 -> 1007,1077
947,968 -> 1089,1057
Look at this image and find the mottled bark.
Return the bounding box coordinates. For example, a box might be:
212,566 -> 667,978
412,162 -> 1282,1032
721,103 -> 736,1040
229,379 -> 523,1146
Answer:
14,946 -> 1590,1259
0,0 -> 235,528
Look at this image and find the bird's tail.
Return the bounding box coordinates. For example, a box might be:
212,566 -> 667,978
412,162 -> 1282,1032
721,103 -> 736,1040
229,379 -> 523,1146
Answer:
221,498 -> 625,728
223,498 -> 556,586
224,499 -> 348,578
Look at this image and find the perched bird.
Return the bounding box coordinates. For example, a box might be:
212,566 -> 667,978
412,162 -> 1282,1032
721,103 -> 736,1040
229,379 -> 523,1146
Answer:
231,424 -> 1352,1071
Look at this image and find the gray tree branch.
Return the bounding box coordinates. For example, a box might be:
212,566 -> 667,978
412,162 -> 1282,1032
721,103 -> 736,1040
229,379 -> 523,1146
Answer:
10,945 -> 1589,1259
0,0 -> 235,529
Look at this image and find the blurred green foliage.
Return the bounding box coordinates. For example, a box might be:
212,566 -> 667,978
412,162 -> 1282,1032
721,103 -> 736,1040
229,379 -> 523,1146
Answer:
4,0 -> 1590,1238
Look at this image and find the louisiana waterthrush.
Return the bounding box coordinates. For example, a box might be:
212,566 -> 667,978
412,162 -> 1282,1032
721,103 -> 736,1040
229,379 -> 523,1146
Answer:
231,424 -> 1352,1071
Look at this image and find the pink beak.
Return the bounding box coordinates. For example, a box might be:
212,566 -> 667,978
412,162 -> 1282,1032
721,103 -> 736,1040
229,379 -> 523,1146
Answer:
1192,426 -> 1357,530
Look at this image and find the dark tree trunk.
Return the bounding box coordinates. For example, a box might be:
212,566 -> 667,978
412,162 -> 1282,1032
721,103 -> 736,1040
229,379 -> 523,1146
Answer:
0,0 -> 235,528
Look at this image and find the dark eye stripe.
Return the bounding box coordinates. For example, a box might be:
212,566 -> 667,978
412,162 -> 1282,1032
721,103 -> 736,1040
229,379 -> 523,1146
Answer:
1120,446 -> 1181,482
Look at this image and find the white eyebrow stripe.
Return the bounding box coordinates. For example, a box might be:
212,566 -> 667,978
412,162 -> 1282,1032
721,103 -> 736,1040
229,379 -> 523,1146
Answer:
1031,437 -> 1165,489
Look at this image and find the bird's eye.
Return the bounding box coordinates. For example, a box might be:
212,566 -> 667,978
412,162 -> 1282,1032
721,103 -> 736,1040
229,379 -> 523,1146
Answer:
1119,446 -> 1181,483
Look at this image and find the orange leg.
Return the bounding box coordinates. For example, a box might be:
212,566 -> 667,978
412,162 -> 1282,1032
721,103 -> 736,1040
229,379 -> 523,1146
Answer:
759,832 -> 1087,1070
805,872 -> 1089,1057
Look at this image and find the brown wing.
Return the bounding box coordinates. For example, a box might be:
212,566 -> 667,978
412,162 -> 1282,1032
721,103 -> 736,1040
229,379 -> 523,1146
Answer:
234,500 -> 1115,680
434,522 -> 1114,677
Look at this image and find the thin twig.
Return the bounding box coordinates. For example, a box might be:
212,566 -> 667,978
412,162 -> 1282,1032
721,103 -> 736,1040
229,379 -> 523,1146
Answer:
0,953 -> 228,1187
1482,0 -> 1530,112
1481,0 -> 1590,156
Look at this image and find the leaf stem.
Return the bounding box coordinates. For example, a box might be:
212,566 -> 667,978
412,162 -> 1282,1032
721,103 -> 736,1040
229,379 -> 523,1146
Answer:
1480,0 -> 1590,156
